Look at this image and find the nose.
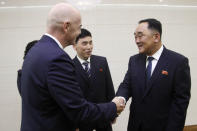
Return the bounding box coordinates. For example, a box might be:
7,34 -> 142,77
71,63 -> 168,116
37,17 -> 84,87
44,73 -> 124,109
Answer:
135,37 -> 140,43
87,43 -> 92,49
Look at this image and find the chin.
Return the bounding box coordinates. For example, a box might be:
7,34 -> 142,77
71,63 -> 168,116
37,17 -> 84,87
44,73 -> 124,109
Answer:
86,55 -> 91,59
139,50 -> 144,54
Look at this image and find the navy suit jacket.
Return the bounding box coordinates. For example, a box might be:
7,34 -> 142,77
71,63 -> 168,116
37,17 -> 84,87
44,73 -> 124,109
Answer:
20,35 -> 117,131
116,47 -> 191,131
73,55 -> 115,103
73,55 -> 115,131
17,69 -> 22,95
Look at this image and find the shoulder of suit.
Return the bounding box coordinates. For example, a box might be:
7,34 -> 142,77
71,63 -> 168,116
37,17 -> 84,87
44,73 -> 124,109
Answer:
165,48 -> 188,62
91,55 -> 106,61
37,38 -> 66,56
129,53 -> 145,61
35,40 -> 73,66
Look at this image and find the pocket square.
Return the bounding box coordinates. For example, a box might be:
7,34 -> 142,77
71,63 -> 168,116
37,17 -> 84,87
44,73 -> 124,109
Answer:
162,70 -> 168,75
99,68 -> 103,72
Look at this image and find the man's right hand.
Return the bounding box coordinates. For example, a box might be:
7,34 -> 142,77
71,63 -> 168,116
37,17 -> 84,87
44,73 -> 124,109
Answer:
112,97 -> 125,115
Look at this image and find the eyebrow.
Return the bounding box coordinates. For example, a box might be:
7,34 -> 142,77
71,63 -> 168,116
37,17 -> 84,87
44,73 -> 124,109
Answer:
134,32 -> 143,35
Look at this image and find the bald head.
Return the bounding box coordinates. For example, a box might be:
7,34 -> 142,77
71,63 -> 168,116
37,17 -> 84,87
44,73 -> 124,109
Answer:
46,3 -> 82,48
47,3 -> 81,31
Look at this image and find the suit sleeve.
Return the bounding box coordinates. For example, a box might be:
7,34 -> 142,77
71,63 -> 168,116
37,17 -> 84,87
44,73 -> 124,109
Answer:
104,58 -> 115,101
166,57 -> 191,131
47,55 -> 117,127
116,57 -> 132,101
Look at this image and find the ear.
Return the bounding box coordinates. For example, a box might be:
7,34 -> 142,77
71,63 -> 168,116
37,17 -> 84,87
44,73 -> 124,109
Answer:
63,21 -> 70,33
153,32 -> 160,43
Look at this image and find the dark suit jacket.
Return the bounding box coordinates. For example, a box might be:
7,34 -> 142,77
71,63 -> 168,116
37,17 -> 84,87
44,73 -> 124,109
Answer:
116,47 -> 191,131
17,69 -> 22,95
20,35 -> 117,131
73,55 -> 115,131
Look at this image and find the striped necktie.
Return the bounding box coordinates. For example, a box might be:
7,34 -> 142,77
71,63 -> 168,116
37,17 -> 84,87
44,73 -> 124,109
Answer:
82,61 -> 91,77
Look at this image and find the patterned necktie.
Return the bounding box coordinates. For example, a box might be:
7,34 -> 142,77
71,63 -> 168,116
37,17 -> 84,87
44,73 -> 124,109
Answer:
146,57 -> 154,81
82,61 -> 91,77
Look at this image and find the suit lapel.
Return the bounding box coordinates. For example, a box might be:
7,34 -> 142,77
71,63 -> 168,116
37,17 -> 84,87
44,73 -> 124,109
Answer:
73,57 -> 89,83
89,55 -> 96,83
142,47 -> 168,99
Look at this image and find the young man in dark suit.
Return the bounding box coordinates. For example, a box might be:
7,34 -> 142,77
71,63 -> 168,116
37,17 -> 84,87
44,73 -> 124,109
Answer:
20,3 -> 124,131
116,18 -> 191,131
73,28 -> 115,131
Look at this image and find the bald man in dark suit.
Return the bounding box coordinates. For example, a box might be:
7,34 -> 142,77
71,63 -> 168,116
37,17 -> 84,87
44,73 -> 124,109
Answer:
20,3 -> 124,131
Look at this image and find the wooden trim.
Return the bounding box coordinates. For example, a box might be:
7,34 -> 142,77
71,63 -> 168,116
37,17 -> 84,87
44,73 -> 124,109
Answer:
184,125 -> 197,131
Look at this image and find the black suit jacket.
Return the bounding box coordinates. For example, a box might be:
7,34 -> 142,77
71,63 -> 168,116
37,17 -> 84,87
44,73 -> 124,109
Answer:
20,35 -> 117,131
116,47 -> 191,131
17,69 -> 22,95
73,55 -> 115,131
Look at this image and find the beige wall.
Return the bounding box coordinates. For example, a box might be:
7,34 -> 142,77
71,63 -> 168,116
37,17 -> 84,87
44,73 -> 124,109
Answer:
0,3 -> 197,131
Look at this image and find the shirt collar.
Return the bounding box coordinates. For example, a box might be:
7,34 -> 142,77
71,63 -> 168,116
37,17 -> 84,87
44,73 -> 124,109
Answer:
45,33 -> 63,49
147,45 -> 164,61
77,55 -> 90,65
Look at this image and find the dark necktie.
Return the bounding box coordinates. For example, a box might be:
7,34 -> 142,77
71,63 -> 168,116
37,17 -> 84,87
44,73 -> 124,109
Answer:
146,57 -> 154,81
82,61 -> 91,77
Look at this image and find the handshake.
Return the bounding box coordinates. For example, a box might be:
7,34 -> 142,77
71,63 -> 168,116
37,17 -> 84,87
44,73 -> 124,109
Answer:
112,97 -> 125,116
76,97 -> 126,131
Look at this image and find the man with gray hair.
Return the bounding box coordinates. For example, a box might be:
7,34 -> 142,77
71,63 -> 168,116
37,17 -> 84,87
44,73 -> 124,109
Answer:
20,3 -> 124,131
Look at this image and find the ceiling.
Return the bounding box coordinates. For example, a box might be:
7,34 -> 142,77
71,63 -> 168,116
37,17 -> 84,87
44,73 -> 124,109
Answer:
0,0 -> 197,7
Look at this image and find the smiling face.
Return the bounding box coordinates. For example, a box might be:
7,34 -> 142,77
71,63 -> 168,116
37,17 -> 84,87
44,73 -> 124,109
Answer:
74,36 -> 93,60
134,22 -> 161,56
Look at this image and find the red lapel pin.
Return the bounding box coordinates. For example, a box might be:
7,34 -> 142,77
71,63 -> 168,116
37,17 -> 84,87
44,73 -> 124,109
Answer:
162,70 -> 168,75
99,68 -> 103,72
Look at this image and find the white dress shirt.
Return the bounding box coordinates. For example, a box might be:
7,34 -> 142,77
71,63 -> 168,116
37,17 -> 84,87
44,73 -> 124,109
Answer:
77,55 -> 91,70
146,45 -> 164,76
